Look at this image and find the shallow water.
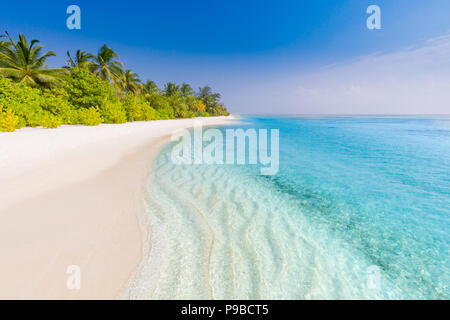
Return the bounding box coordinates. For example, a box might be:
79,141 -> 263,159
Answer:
128,116 -> 450,299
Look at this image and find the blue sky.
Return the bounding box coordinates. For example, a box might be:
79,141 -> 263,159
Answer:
2,0 -> 450,113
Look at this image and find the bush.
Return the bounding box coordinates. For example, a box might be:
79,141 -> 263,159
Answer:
0,77 -> 43,127
123,92 -> 162,121
123,93 -> 143,121
41,88 -> 72,115
0,62 -> 230,130
156,106 -> 175,119
142,104 -> 159,120
147,92 -> 170,111
77,107 -> 104,126
58,108 -> 79,125
27,111 -> 49,127
194,100 -> 206,113
100,102 -> 127,124
0,107 -> 20,132
65,68 -> 119,110
41,114 -> 63,129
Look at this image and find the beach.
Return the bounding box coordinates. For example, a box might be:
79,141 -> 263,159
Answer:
0,116 -> 234,299
0,115 -> 448,300
126,116 -> 449,300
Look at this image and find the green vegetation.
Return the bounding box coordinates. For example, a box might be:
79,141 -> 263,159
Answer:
0,32 -> 68,87
0,32 -> 229,132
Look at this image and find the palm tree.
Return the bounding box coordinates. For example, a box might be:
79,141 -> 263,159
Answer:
0,36 -> 9,62
0,34 -> 9,50
91,44 -> 123,87
198,85 -> 221,101
66,50 -> 95,69
181,83 -> 194,96
141,80 -> 159,95
120,69 -> 141,94
164,82 -> 180,96
0,32 -> 68,86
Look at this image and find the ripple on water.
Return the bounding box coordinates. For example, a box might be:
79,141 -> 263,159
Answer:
128,117 -> 449,300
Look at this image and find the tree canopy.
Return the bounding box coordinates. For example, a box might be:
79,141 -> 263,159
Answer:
0,31 -> 229,132
0,33 -> 68,87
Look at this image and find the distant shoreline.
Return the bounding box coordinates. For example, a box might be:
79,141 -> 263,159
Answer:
0,116 -> 235,299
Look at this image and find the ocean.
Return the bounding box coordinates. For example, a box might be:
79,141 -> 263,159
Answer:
128,116 -> 450,299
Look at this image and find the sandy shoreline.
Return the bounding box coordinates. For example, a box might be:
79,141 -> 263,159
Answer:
0,116 -> 235,299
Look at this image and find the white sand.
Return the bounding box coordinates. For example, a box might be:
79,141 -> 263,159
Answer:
0,116 -> 235,299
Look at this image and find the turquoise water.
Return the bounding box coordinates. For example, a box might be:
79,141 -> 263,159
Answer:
129,116 -> 450,299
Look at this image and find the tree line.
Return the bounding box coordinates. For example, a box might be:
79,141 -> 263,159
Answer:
0,32 -> 229,132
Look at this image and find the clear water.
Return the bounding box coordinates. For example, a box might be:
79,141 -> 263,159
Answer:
128,116 -> 450,299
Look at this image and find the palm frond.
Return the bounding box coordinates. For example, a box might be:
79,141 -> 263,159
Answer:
0,32 -> 64,86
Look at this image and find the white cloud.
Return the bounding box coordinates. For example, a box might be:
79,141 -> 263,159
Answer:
235,33 -> 450,114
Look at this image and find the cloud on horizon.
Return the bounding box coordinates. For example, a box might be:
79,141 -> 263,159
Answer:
232,33 -> 450,114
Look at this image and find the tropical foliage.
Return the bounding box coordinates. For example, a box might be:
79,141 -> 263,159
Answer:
91,44 -> 124,86
66,50 -> 95,69
141,80 -> 159,95
0,32 -> 229,132
0,32 -> 68,87
120,69 -> 141,94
